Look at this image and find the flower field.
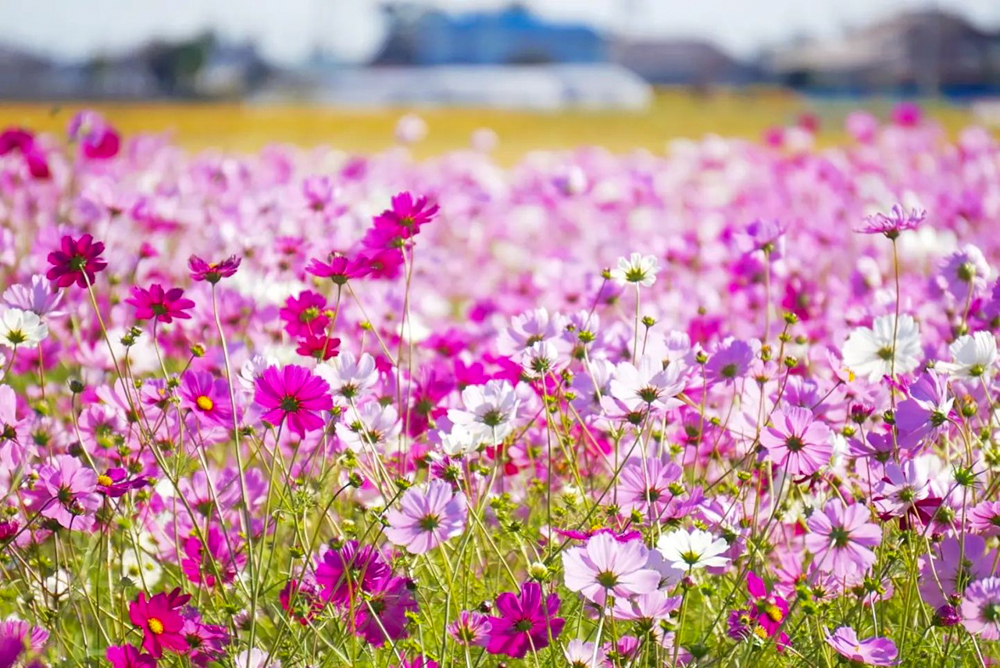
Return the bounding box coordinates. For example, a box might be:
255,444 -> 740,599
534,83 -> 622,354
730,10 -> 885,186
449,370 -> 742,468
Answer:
0,104 -> 999,667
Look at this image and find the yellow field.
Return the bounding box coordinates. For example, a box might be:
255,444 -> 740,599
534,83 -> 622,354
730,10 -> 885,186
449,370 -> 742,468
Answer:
0,90 -> 979,161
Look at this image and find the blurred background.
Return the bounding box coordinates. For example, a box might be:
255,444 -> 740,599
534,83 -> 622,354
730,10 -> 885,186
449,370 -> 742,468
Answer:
0,0 -> 998,158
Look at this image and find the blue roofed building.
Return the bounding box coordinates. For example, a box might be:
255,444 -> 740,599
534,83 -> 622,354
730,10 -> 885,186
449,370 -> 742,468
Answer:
374,4 -> 606,66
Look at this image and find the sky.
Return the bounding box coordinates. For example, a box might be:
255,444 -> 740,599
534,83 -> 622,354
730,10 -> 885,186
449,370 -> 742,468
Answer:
1,0 -> 999,65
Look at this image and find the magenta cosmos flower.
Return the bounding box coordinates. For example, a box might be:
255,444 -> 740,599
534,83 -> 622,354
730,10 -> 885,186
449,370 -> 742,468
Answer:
485,582 -> 565,658
0,127 -> 49,178
253,365 -> 332,438
562,532 -> 661,605
349,575 -> 418,646
857,204 -> 925,239
364,191 -> 440,248
315,540 -> 391,606
824,626 -> 899,666
180,370 -> 234,427
106,644 -> 157,667
126,284 -> 195,323
188,254 -> 241,283
46,234 -> 108,289
128,588 -> 191,658
805,499 -> 881,579
385,479 -> 467,554
26,454 -> 100,531
68,110 -> 120,159
307,253 -> 371,285
759,406 -> 833,476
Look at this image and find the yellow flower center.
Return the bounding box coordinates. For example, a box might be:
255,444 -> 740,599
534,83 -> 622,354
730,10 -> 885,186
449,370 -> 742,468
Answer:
97,474 -> 113,487
148,617 -> 164,635
753,626 -> 769,640
765,604 -> 783,622
196,396 -> 214,412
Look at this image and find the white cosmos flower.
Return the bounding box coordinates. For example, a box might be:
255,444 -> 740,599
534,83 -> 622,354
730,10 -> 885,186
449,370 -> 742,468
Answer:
0,308 -> 47,348
656,528 -> 731,571
521,340 -> 560,378
120,546 -> 163,588
340,401 -> 401,452
610,252 -> 659,287
497,307 -> 566,355
438,423 -> 480,457
315,351 -> 378,399
447,379 -> 520,443
841,314 -> 922,382
239,353 -> 278,391
608,354 -> 686,411
939,331 -> 997,379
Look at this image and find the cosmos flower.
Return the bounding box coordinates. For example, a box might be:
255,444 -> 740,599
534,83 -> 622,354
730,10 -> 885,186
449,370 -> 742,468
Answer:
0,308 -> 48,349
385,480 -> 467,554
562,532 -> 661,605
485,582 -> 565,658
824,626 -> 899,666
857,205 -> 925,239
25,454 -> 100,531
610,252 -> 659,287
841,314 -> 922,381
656,528 -> 731,571
447,379 -> 520,444
180,370 -> 235,427
447,611 -> 492,646
46,234 -> 107,289
759,406 -> 833,476
939,331 -> 997,379
961,577 -> 1000,640
128,588 -> 191,658
126,284 -> 196,323
253,365 -> 332,438
805,499 -> 881,579
188,254 -> 242,283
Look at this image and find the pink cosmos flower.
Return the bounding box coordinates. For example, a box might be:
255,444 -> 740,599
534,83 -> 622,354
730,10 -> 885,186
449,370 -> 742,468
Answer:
280,577 -> 324,625
805,500 -> 881,579
0,619 -> 48,654
180,371 -> 234,427
188,255 -> 241,283
0,127 -> 49,178
279,290 -> 329,338
385,479 -> 467,554
307,253 -> 371,285
969,500 -> 1000,537
46,234 -> 108,289
179,607 -> 229,666
126,284 -> 196,323
106,644 -> 157,667
745,571 -> 788,637
824,626 -> 898,665
364,191 -> 440,249
253,365 -> 332,438
760,406 -> 832,476
128,588 -> 191,658
447,610 -> 492,646
485,582 -> 565,658
919,534 -> 995,609
26,454 -> 100,531
613,456 -> 683,522
68,110 -> 120,159
561,532 -> 661,605
961,576 -> 1000,640
295,334 -> 341,361
857,205 -> 925,239
181,526 -> 245,588
3,275 -> 64,318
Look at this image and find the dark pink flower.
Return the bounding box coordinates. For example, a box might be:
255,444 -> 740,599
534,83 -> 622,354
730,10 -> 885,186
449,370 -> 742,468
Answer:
485,582 -> 564,658
96,468 -> 150,498
68,111 -> 120,159
188,255 -> 241,284
349,575 -> 418,646
128,588 -> 191,658
363,192 -> 439,249
181,526 -> 244,588
105,644 -> 157,667
279,290 -> 329,338
307,253 -> 371,285
315,540 -> 391,606
253,365 -> 332,438
126,284 -> 195,323
46,234 -> 108,289
0,127 -> 49,178
295,334 -> 341,361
